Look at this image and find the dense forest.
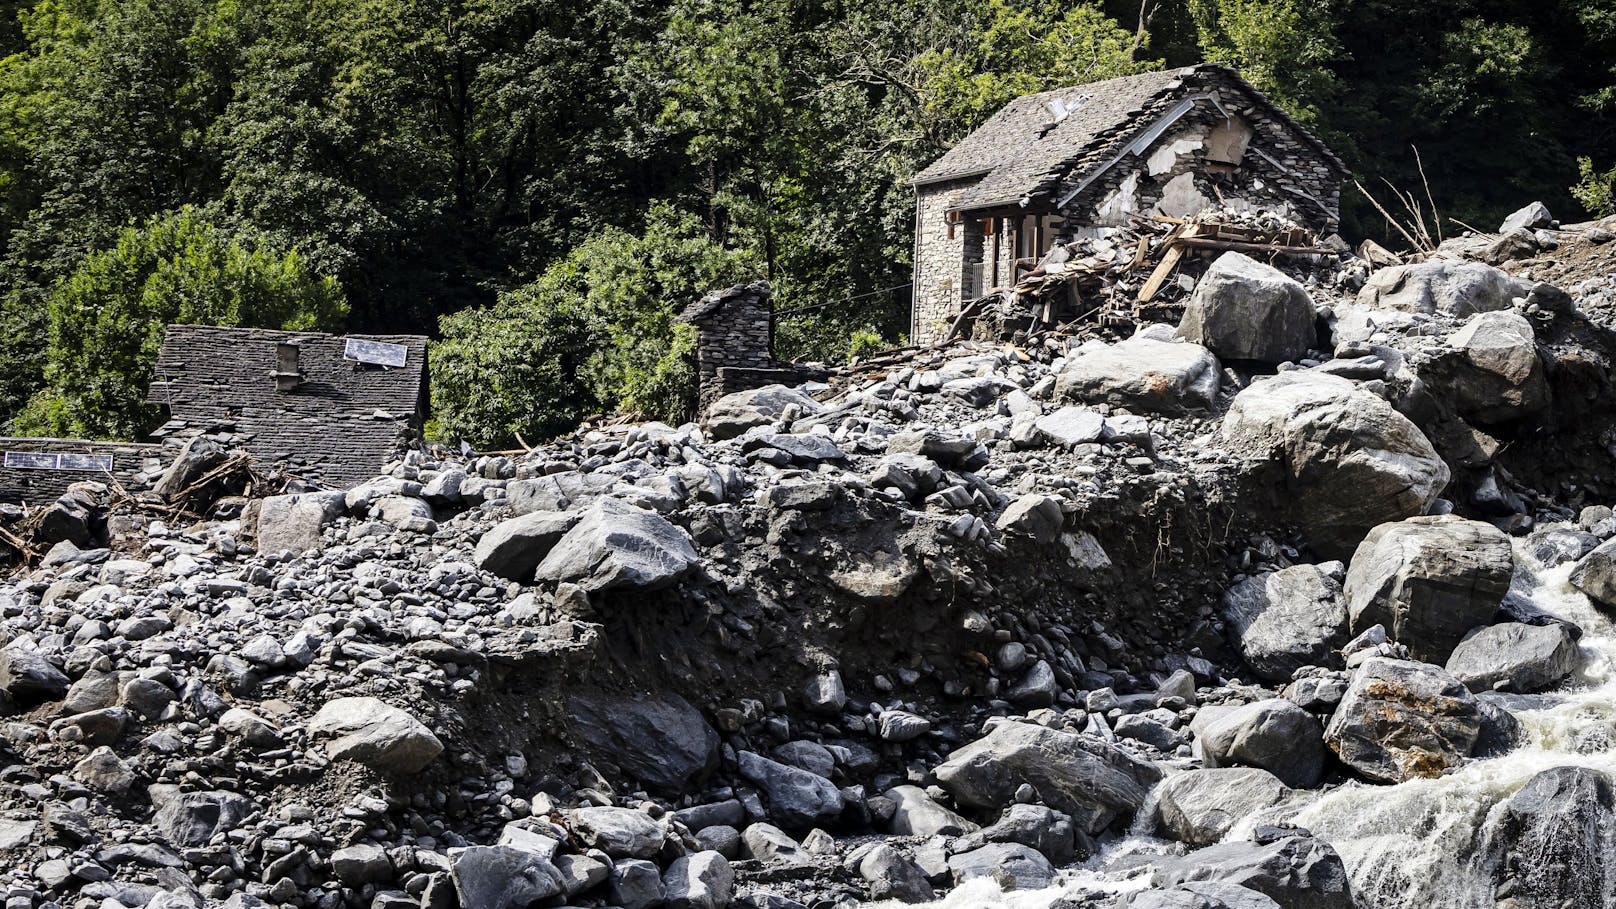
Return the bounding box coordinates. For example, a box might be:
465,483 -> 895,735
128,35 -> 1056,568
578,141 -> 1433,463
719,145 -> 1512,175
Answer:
0,0 -> 1610,448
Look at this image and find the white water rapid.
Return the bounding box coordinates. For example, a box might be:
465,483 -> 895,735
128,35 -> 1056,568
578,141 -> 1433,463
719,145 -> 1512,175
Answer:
897,531 -> 1616,909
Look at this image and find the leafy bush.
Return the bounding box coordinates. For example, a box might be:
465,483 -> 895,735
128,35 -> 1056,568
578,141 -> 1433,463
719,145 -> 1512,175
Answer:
432,205 -> 758,448
16,207 -> 345,439
1573,157 -> 1616,218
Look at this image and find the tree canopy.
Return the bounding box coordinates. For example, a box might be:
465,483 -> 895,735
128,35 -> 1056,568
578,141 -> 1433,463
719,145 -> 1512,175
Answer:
0,0 -> 1609,447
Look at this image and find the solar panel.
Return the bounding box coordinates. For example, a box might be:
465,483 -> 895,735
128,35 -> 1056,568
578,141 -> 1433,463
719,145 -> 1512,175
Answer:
59,453 -> 114,471
344,338 -> 409,368
4,452 -> 58,469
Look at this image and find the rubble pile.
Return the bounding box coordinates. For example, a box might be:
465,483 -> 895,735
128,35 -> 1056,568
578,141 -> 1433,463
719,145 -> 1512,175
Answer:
1,203 -> 1615,909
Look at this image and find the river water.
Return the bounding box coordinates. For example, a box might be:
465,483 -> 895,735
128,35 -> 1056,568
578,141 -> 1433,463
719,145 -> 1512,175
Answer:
905,531 -> 1616,908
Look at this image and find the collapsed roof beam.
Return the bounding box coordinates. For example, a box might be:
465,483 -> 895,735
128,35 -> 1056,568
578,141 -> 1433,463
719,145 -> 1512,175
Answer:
1051,93 -> 1229,210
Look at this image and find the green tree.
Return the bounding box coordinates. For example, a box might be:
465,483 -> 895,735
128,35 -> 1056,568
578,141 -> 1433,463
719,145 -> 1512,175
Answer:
432,204 -> 757,447
16,207 -> 345,438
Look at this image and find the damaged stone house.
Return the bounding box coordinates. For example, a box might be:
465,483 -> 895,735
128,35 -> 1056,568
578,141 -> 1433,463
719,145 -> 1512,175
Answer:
910,63 -> 1347,344
0,326 -> 427,503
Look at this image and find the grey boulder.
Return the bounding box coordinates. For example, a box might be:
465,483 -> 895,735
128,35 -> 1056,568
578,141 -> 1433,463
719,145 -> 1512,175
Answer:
1355,261 -> 1525,317
1153,836 -> 1353,909
535,498 -> 697,592
1178,252 -> 1317,364
1156,768 -> 1293,847
152,789 -> 253,847
1222,564 -> 1350,682
1486,766 -> 1614,909
1435,310 -> 1549,423
450,845 -> 563,909
1570,537 -> 1616,609
308,697 -> 443,774
1054,335 -> 1221,415
946,842 -> 1055,891
736,751 -> 842,830
256,491 -> 346,554
884,785 -> 978,837
703,385 -> 821,440
933,719 -> 1162,833
1324,657 -> 1480,782
1193,699 -> 1326,789
473,510 -> 580,581
1220,371 -> 1449,558
663,850 -> 734,909
567,806 -> 665,859
567,692 -> 719,795
1444,622 -> 1581,693
1344,515 -> 1513,663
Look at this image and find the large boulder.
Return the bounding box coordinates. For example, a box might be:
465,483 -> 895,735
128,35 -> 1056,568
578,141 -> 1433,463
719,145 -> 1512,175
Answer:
1177,252 -> 1317,364
946,843 -> 1055,891
932,719 -> 1162,834
1220,372 -> 1449,558
1152,836 -> 1353,909
152,789 -> 254,847
1355,261 -> 1525,317
1485,766 -> 1614,909
1155,768 -> 1293,847
0,647 -> 70,703
567,692 -> 720,795
662,851 -> 735,909
1444,622 -> 1581,693
151,436 -> 228,501
256,491 -> 346,554
1193,699 -> 1326,789
1054,335 -> 1221,415
450,845 -> 564,909
474,511 -> 581,581
535,498 -> 697,592
567,807 -> 666,859
1570,537 -> 1616,609
1323,657 -> 1480,782
703,385 -> 822,440
1344,516 -> 1513,663
308,697 -> 443,774
736,751 -> 842,831
1222,564 -> 1350,682
884,785 -> 979,837
1433,310 -> 1549,423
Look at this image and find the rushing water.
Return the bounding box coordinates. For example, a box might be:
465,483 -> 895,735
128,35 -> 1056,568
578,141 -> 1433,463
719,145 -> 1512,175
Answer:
893,530 -> 1616,909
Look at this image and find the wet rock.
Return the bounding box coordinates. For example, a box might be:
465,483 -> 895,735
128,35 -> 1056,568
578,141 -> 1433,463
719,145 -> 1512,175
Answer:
473,511 -> 580,581
1344,516 -> 1513,663
1156,768 -> 1293,847
884,785 -> 978,837
450,845 -> 563,909
567,692 -> 719,795
1528,527 -> 1600,568
946,843 -> 1055,891
1153,835 -> 1352,909
1193,699 -> 1326,789
1220,371 -> 1449,558
1222,564 -> 1350,682
535,498 -> 697,592
1472,697 -> 1525,758
736,751 -> 842,830
933,719 -> 1162,834
964,803 -> 1080,865
1569,537 -> 1616,609
1355,261 -> 1524,317
1324,657 -> 1480,782
1444,622 -> 1581,693
308,697 -> 443,774
1054,334 -> 1221,415
1487,766 -> 1613,909
1178,252 -> 1317,364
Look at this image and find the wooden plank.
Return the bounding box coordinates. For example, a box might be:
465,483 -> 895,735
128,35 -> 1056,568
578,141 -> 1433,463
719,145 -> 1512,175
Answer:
1174,236 -> 1335,256
1138,244 -> 1186,302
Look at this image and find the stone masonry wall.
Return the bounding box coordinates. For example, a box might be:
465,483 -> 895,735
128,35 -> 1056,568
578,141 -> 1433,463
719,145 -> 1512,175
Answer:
0,438 -> 165,505
685,284 -> 778,409
912,176 -> 983,346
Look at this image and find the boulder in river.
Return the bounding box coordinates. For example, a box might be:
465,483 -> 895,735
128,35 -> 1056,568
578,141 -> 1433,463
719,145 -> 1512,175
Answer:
1193,699 -> 1327,789
1486,766 -> 1615,909
1152,835 -> 1353,909
1155,767 -> 1293,847
1444,621 -> 1581,693
1221,563 -> 1350,682
1344,515 -> 1513,663
1324,657 -> 1480,782
1570,537 -> 1616,609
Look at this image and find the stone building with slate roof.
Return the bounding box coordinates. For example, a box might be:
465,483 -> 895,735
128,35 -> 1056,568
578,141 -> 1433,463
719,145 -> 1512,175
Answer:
148,326 -> 429,488
910,64 -> 1347,344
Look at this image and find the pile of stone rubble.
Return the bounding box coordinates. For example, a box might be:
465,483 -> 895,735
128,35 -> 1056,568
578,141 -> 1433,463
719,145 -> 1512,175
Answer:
1,205 -> 1615,909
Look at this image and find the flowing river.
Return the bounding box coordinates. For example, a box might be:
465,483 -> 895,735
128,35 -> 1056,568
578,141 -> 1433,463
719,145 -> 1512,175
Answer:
904,531 -> 1616,908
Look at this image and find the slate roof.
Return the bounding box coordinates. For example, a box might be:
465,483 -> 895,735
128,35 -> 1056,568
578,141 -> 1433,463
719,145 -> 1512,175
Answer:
912,64 -> 1345,212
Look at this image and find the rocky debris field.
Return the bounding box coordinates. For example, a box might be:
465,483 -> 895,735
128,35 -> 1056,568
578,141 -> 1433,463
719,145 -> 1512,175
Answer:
3,207 -> 1616,909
